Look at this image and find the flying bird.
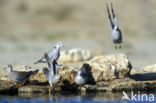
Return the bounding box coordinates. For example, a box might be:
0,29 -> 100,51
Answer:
106,3 -> 122,49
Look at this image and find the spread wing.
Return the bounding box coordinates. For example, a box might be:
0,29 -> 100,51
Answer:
106,3 -> 114,30
111,3 -> 118,27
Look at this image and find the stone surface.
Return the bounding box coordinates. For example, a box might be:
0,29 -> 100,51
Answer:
0,80 -> 18,94
130,64 -> 156,81
30,65 -> 78,85
18,85 -> 61,93
79,79 -> 156,93
131,64 -> 156,74
86,54 -> 132,82
59,48 -> 91,63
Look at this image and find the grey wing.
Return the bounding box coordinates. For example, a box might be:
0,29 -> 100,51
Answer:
48,48 -> 60,61
9,72 -> 18,82
111,3 -> 118,27
52,59 -> 58,75
48,49 -> 55,59
19,72 -> 32,81
106,3 -> 114,30
34,49 -> 54,64
10,71 -> 31,82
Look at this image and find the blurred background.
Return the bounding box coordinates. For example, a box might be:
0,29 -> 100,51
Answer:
0,0 -> 156,68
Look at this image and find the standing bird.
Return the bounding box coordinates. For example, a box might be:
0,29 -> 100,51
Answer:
42,53 -> 61,87
106,3 -> 122,49
4,64 -> 38,83
34,42 -> 64,64
75,63 -> 90,85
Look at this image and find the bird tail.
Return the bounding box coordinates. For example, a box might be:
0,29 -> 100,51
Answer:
34,60 -> 39,64
34,59 -> 43,64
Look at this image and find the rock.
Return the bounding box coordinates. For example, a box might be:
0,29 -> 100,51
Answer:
59,66 -> 77,83
140,64 -> 156,72
18,85 -> 61,93
59,48 -> 91,63
86,54 -> 132,82
131,64 -> 156,74
111,80 -> 156,92
79,79 -> 156,93
0,80 -> 18,94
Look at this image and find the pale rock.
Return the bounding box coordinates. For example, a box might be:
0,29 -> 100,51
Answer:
86,54 -> 132,82
59,48 -> 91,63
131,64 -> 156,74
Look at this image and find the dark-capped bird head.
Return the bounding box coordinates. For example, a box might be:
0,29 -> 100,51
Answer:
4,64 -> 13,72
80,63 -> 91,74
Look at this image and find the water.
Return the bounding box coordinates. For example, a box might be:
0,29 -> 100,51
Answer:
0,95 -> 120,103
0,93 -> 156,103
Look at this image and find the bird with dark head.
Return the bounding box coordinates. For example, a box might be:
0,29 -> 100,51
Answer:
106,3 -> 122,49
74,63 -> 91,85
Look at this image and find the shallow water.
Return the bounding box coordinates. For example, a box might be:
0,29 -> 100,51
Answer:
0,95 -> 120,103
0,96 -> 120,103
0,93 -> 155,103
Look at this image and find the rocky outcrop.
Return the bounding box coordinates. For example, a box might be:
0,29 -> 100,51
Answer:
1,54 -> 156,94
86,54 -> 132,82
59,48 -> 91,63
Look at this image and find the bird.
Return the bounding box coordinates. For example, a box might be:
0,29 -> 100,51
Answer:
4,64 -> 39,83
42,52 -> 61,87
106,3 -> 122,49
74,63 -> 90,85
34,42 -> 64,64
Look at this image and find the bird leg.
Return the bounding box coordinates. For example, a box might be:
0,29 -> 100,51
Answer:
51,87 -> 55,94
19,82 -> 26,86
49,83 -> 55,94
48,83 -> 53,94
119,44 -> 121,49
51,85 -> 56,95
48,87 -> 52,95
115,44 -> 117,49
